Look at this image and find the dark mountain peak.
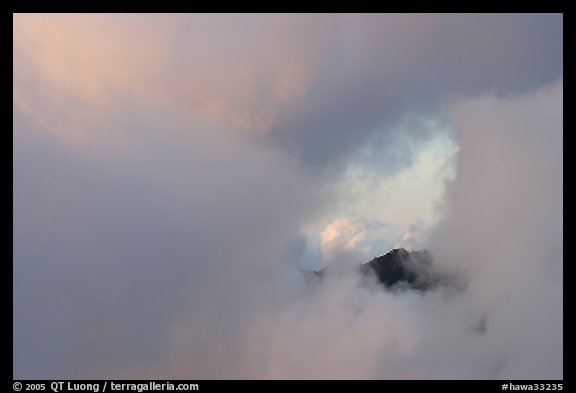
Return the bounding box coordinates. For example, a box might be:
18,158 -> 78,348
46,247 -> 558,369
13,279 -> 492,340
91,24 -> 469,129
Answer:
305,248 -> 459,293
359,248 -> 456,292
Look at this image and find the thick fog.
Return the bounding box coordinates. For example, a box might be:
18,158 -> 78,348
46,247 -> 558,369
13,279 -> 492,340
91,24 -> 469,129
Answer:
13,14 -> 562,379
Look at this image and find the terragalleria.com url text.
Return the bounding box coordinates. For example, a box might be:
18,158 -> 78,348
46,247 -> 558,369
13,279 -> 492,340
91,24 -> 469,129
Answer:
13,382 -> 199,393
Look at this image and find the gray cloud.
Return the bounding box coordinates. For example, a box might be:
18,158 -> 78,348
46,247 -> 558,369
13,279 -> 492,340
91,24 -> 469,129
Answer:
427,80 -> 563,378
13,14 -> 562,171
13,101 -> 321,378
13,14 -> 562,379
268,13 -> 563,170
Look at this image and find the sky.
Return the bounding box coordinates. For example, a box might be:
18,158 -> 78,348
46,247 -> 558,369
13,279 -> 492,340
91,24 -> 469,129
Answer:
13,13 -> 562,379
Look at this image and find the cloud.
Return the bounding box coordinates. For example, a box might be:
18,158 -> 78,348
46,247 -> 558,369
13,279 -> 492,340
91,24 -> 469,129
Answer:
243,80 -> 563,379
13,99 -> 321,378
13,14 -> 562,379
394,224 -> 426,251
267,13 -> 562,169
13,13 -> 325,137
320,218 -> 368,261
428,79 -> 563,378
14,14 -> 562,168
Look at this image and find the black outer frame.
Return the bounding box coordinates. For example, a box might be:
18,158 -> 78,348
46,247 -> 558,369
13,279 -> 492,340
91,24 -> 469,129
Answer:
8,4 -> 567,388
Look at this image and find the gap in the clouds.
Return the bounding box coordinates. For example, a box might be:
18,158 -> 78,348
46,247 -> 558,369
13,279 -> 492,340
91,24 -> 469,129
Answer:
298,114 -> 458,271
